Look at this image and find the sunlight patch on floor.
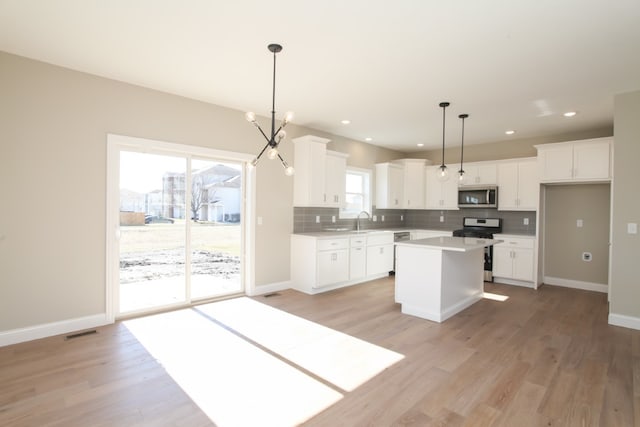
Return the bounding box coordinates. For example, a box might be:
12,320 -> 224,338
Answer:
124,309 -> 342,427
196,297 -> 405,392
483,291 -> 510,301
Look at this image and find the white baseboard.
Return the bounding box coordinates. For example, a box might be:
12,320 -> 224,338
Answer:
0,314 -> 112,347
247,280 -> 292,296
543,276 -> 608,293
493,277 -> 536,288
609,313 -> 640,331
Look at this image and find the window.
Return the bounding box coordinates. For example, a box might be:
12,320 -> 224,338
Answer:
340,167 -> 372,218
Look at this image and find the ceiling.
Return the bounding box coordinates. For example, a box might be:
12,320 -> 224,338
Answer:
1,0 -> 639,152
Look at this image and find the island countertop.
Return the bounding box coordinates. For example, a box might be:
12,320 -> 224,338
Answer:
394,236 -> 503,252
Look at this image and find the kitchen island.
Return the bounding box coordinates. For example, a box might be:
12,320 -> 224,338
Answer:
395,236 -> 502,322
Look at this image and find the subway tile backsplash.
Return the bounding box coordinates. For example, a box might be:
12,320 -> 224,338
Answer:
293,206 -> 536,235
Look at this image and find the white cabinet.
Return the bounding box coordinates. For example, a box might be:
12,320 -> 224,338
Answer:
366,232 -> 394,276
349,236 -> 367,280
324,151 -> 348,207
394,159 -> 427,209
459,162 -> 497,186
316,238 -> 349,288
493,235 -> 535,283
497,158 -> 539,211
425,165 -> 459,210
292,135 -> 348,207
536,137 -> 612,183
375,163 -> 404,209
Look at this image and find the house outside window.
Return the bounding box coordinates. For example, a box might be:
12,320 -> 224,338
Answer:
340,167 -> 372,218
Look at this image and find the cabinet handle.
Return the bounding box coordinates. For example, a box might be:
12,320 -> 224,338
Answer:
332,253 -> 337,261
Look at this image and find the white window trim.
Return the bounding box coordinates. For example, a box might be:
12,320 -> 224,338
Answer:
339,166 -> 372,219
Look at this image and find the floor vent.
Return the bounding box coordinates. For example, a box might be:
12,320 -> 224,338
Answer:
65,330 -> 97,340
263,292 -> 281,298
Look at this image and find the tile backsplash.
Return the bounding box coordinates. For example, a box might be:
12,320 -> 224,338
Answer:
293,206 -> 536,235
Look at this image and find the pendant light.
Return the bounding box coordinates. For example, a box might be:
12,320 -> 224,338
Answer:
437,102 -> 450,182
458,113 -> 468,182
245,43 -> 295,176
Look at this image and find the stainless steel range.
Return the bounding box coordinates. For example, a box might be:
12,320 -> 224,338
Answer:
452,217 -> 502,281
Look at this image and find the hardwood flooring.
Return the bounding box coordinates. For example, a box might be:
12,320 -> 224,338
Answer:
1,278 -> 638,426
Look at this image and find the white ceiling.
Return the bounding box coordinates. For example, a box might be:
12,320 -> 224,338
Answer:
1,0 -> 639,152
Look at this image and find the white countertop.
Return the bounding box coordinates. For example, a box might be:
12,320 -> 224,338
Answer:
395,236 -> 503,252
293,228 -> 452,238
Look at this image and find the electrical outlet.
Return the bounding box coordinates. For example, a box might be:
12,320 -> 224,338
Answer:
315,215 -> 320,223
381,215 -> 385,222
523,218 -> 529,225
257,216 -> 263,225
582,252 -> 592,262
400,215 -> 404,221
331,215 -> 336,223
577,219 -> 583,228
439,215 -> 444,223
628,223 -> 638,234
373,215 -> 377,222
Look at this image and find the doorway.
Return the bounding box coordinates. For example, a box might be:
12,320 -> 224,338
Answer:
107,134 -> 253,318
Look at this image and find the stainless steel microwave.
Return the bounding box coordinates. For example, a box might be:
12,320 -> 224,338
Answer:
458,186 -> 498,208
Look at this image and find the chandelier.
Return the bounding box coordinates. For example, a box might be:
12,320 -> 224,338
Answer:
245,43 -> 295,176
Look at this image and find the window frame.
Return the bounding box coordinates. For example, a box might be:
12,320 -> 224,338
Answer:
339,166 -> 372,219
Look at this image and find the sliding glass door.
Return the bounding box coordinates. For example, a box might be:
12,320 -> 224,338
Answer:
115,146 -> 244,317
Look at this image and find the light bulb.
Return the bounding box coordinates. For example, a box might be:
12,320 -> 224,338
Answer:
245,111 -> 256,122
267,147 -> 279,160
437,165 -> 450,182
276,129 -> 287,141
283,111 -> 294,124
284,166 -> 295,176
458,170 -> 465,181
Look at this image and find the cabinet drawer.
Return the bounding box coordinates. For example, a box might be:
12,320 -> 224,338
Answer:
366,233 -> 394,246
350,236 -> 367,247
496,236 -> 534,249
317,238 -> 349,251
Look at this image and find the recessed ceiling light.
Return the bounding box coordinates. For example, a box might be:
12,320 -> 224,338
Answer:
417,143 -> 424,147
505,130 -> 516,135
563,111 -> 577,117
365,137 -> 372,142
341,119 -> 351,125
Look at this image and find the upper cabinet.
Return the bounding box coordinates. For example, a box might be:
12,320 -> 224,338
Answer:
293,135 -> 348,207
535,137 -> 612,183
497,158 -> 539,211
425,165 -> 459,210
395,159 -> 428,209
375,163 -> 404,209
459,161 -> 497,186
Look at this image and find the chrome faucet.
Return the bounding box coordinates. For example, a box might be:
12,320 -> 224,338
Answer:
356,210 -> 371,232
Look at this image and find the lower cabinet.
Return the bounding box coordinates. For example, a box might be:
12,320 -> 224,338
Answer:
493,235 -> 535,284
290,232 -> 394,294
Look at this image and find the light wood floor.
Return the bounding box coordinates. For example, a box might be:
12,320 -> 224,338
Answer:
1,278 -> 638,426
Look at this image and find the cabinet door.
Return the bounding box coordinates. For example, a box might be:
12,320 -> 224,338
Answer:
317,249 -> 349,287
512,248 -> 534,281
366,244 -> 393,276
461,163 -> 497,185
441,175 -> 459,209
389,165 -> 404,208
492,245 -> 513,278
424,166 -> 442,208
538,145 -> 573,181
516,160 -> 539,210
349,246 -> 366,280
325,152 -> 346,207
573,141 -> 610,180
497,162 -> 519,210
403,163 -> 424,209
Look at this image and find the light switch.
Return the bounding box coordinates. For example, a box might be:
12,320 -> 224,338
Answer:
257,216 -> 263,225
523,218 -> 529,225
628,223 -> 638,234
577,219 -> 583,228
315,215 -> 320,223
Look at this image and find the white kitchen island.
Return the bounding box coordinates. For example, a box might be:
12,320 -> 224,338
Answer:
395,236 -> 502,323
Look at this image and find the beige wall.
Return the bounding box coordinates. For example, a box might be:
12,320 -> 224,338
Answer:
611,90 -> 640,319
543,184 -> 610,284
0,51 -> 402,332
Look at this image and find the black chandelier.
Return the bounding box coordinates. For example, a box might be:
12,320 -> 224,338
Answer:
437,102 -> 450,182
458,113 -> 469,181
245,43 -> 295,176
